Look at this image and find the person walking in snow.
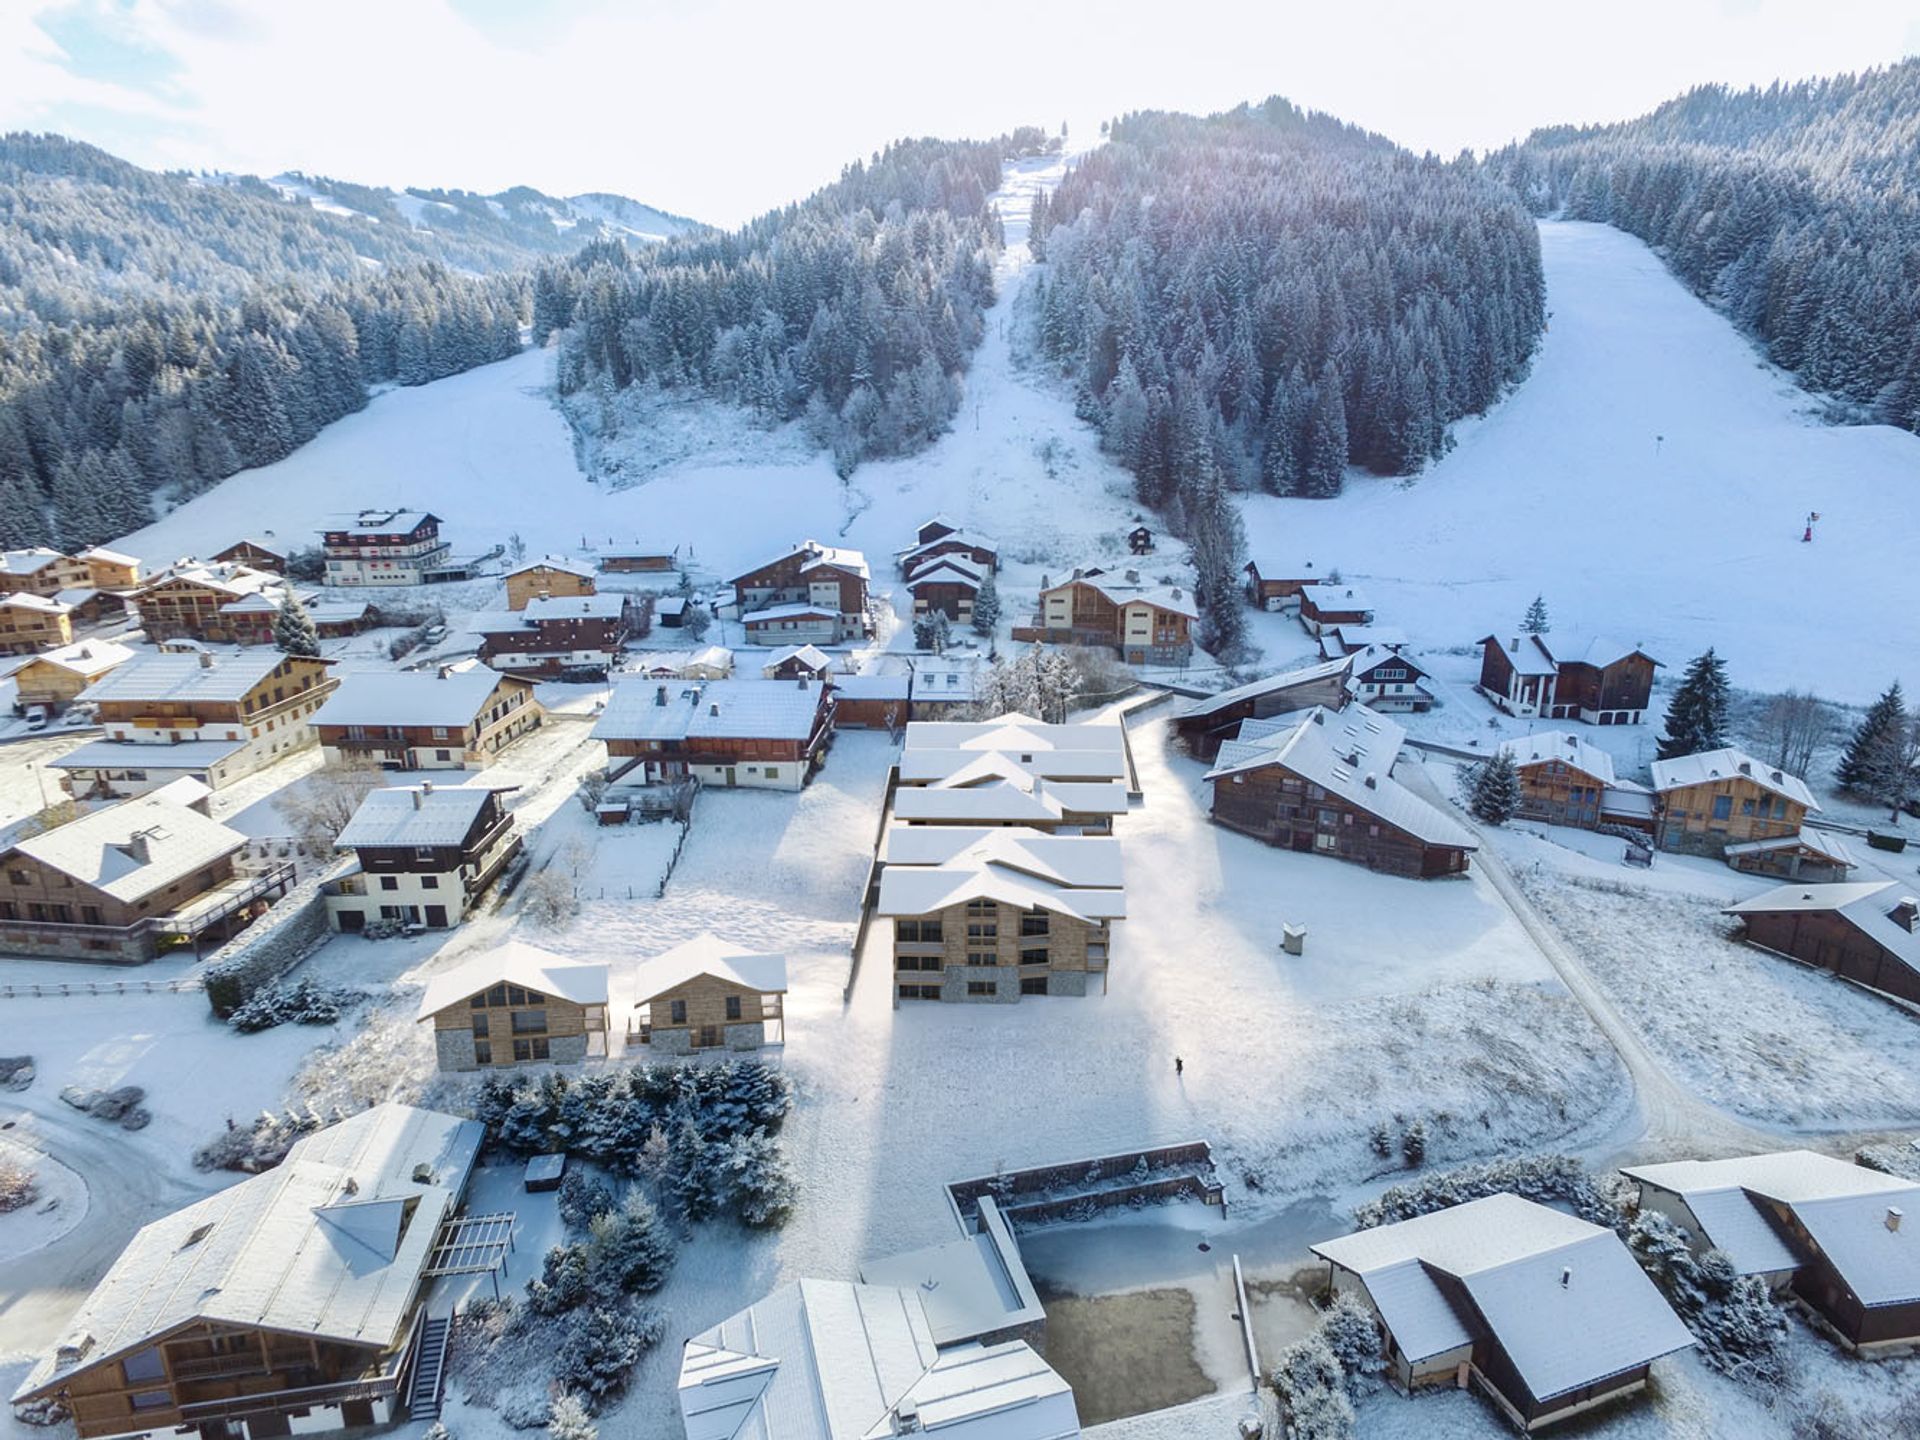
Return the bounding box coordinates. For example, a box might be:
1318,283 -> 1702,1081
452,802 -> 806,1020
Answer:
1174,1056 -> 1184,1077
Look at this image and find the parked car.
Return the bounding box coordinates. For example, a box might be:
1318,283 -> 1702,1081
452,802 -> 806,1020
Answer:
23,705 -> 49,730
422,624 -> 448,644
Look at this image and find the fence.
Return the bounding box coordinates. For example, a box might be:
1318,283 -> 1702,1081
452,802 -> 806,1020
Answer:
846,762 -> 902,1002
0,976 -> 201,999
654,788 -> 701,898
946,1140 -> 1221,1231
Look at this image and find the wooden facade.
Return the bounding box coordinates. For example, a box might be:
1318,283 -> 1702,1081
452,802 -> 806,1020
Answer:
1298,586 -> 1374,634
892,898 -> 1110,1003
1210,765 -> 1470,878
1478,635 -> 1659,725
0,548 -> 91,598
428,980 -> 604,1067
1173,668 -> 1353,760
1734,904 -> 1920,1010
504,561 -> 596,611
327,790 -> 521,932
211,540 -> 289,573
598,550 -> 675,573
1556,653 -> 1657,722
79,548 -> 144,591
1512,757 -> 1611,828
730,543 -> 869,625
475,602 -> 633,679
907,569 -> 981,622
9,649 -> 127,708
130,571 -> 283,645
1243,559 -> 1327,607
1035,576 -> 1194,665
316,675 -> 542,769
633,972 -> 786,1051
1656,776 -> 1806,857
0,595 -> 73,654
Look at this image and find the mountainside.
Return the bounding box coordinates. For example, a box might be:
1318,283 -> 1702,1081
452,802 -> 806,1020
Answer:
1487,60 -> 1920,434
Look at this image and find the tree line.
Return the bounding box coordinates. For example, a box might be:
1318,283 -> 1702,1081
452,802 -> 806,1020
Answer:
1485,60 -> 1920,434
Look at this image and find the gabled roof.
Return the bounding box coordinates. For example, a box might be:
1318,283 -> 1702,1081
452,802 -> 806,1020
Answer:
876,826 -> 1126,923
416,941 -> 607,1019
1179,655 -> 1355,722
7,639 -> 132,680
880,826 -> 1126,888
1246,556 -> 1327,581
50,736 -> 250,771
1053,573 -> 1198,620
1497,730 -> 1617,786
1727,880 -> 1920,980
78,545 -> 141,567
1312,1193 -> 1693,1403
892,775 -> 1129,825
1547,634 -> 1661,670
1480,632 -> 1558,676
11,1104 -> 482,1404
508,555 -> 596,581
1649,747 -> 1818,810
0,547 -> 76,576
135,562 -> 282,602
1299,582 -> 1373,614
734,539 -> 870,584
832,673 -> 910,701
325,508 -> 439,534
743,601 -> 840,624
0,591 -> 68,615
905,556 -> 985,590
898,528 -> 997,566
522,592 -> 627,623
336,784 -> 494,850
593,678 -> 826,744
1327,624 -> 1408,654
314,667 -> 516,730
1623,1151 -> 1920,1303
764,644 -> 833,674
901,714 -> 1128,777
1724,828 -> 1856,869
1346,643 -> 1429,683
6,791 -> 246,903
213,537 -> 287,559
633,933 -> 788,999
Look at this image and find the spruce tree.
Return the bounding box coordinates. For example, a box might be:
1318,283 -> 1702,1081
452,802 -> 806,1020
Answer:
1302,363 -> 1349,499
1837,682 -> 1907,791
1469,751 -> 1521,824
1521,594 -> 1550,634
1657,648 -> 1731,761
970,570 -> 1000,636
273,588 -> 322,657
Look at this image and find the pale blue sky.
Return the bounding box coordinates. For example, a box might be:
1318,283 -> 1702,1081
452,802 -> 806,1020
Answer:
3,0 -> 1918,225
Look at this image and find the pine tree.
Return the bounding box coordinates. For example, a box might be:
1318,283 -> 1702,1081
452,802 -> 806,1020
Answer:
546,1391 -> 598,1440
1469,751 -> 1522,824
586,1192 -> 674,1294
1521,594 -> 1550,634
970,570 -> 1001,636
273,588 -> 322,657
1837,682 -> 1907,790
1657,648 -> 1731,760
1302,363 -> 1349,499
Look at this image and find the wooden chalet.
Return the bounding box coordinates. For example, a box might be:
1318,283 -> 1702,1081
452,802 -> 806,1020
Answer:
504,557 -> 596,611
597,546 -> 676,573
53,650 -> 337,798
211,538 -> 289,574
1498,731 -> 1620,828
1204,705 -> 1475,878
1244,557 -> 1330,609
0,790 -> 288,962
730,539 -> 870,639
1726,881 -> 1920,1010
1318,623 -> 1409,659
1173,656 -> 1355,760
630,933 -> 788,1052
320,509 -> 452,586
1023,568 -> 1196,665
416,943 -> 607,1067
1127,525 -> 1153,555
740,601 -> 842,646
58,587 -> 131,629
7,640 -> 134,710
1312,1194 -> 1693,1431
77,546 -> 144,591
905,555 -> 985,622
1346,644 -> 1434,713
876,826 -> 1125,1002
830,673 -> 910,730
1625,1151 -> 1920,1352
324,782 -> 520,932
761,644 -> 833,681
307,600 -> 377,639
1297,583 -> 1375,636
469,593 -> 636,679
1477,633 -> 1661,726
1649,748 -> 1819,861
895,516 -> 999,578
0,547 -> 91,598
313,667 -> 542,770
129,563 -> 289,645
8,1104 -> 487,1440
593,677 -> 834,790
0,592 -> 74,654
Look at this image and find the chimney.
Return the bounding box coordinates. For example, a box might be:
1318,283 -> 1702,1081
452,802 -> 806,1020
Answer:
123,831 -> 152,865
709,702 -> 720,717
438,664 -> 453,680
1738,760 -> 1752,776
655,685 -> 668,706
1889,1207 -> 1905,1233
1364,773 -> 1377,789
1893,897 -> 1919,933
198,650 -> 215,669
421,779 -> 433,795
889,1400 -> 923,1435
1560,1267 -> 1572,1289
796,676 -> 808,690
411,789 -> 424,810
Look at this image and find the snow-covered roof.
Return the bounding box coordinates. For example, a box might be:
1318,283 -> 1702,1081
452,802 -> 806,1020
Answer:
1548,634 -> 1660,670
1600,786 -> 1656,819
522,592 -> 628,623
679,1277 -> 1075,1440
1179,655 -> 1355,721
1313,1194 -> 1693,1402
1498,730 -> 1617,785
629,647 -> 733,678
1727,880 -> 1920,980
8,638 -> 133,679
315,668 -> 514,729
859,1199 -> 1045,1346
5,791 -> 246,902
1723,827 -> 1856,868
416,941 -> 607,1019
893,770 -> 1128,825
218,592 -> 284,615
877,827 -> 1126,923
1246,556 -> 1327,581
764,644 -> 832,674
0,591 -> 67,614
896,527 -> 996,566
13,1104 -> 483,1403
1649,747 -> 1818,810
1299,582 -> 1373,615
137,561 -> 282,601
833,673 -> 910,701
307,599 -> 375,624
905,556 -> 985,590
902,714 -> 1128,775
508,555 -> 596,581
0,547 -> 73,576
213,537 -> 286,558
594,678 -> 826,744
327,508 -> 438,534
50,736 -> 250,771
1206,705 -> 1475,851
633,933 -> 788,999
336,784 -> 493,850
1623,1152 -> 1920,1301
1481,632 -> 1558,676
743,601 -> 840,624
735,539 -> 871,584
87,649 -> 303,705
78,545 -> 140,567
1346,643 -> 1428,681
1066,574 -> 1199,619
53,586 -> 114,607
1328,624 -> 1408,653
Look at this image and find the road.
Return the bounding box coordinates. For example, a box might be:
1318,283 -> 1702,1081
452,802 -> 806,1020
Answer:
0,733 -> 87,830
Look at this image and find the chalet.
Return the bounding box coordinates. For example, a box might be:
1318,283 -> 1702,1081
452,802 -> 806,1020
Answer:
0,592 -> 73,654
0,791 -> 288,962
77,545 -> 143,591
1725,881 -> 1920,1009
307,599 -> 377,639
1649,747 -> 1820,862
877,826 -> 1125,1002
129,563 -> 288,645
629,646 -> 733,680
504,556 -> 596,610
1311,1194 -> 1692,1432
1127,525 -> 1153,555
1319,623 -> 1409,659
892,757 -> 1129,833
905,653 -> 985,718
654,595 -> 688,628
9,1104 -> 485,1440
1345,644 -> 1434,713
324,782 -> 520,932
899,713 -> 1133,791
52,651 -> 337,798
741,602 -> 842,647
7,640 -> 134,710
313,668 -> 542,770
679,1217 -> 1076,1440
1623,1151 -> 1920,1352
895,517 -> 999,578
0,547 -> 90,598
1204,705 -> 1475,878
597,546 -> 676,573
1722,827 -> 1856,882
469,593 -> 636,678
56,587 -> 131,629
730,539 -> 870,639
211,538 -> 288,574
1477,633 -> 1661,726
1297,583 -> 1375,636
1030,570 -> 1196,665
594,677 -> 834,790
761,643 -> 833,681
829,672 -> 910,730
416,943 -> 607,1068
1244,557 -> 1330,609
630,933 -> 788,1053
319,509 -> 451,586
904,555 -> 985,622
1173,656 -> 1356,760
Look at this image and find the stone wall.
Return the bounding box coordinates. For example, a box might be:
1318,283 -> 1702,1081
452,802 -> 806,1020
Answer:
200,870 -> 334,1017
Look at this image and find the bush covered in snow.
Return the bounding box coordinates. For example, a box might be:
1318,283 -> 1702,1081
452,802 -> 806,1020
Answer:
59,1083 -> 151,1131
0,1055 -> 33,1091
192,1107 -> 330,1173
528,1242 -> 591,1317
1267,1291 -> 1387,1439
545,1392 -> 596,1440
421,1422 -> 450,1440
586,1192 -> 675,1292
1353,1153 -> 1628,1231
0,1151 -> 38,1213
1628,1211 -> 1789,1386
1855,1142 -> 1920,1181
228,978 -> 365,1032
553,1305 -> 663,1407
556,1169 -> 616,1230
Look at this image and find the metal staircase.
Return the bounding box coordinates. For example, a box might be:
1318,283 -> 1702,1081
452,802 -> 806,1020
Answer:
406,1316 -> 452,1420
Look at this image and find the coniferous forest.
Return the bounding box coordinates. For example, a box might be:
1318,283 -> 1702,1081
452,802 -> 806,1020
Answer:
1485,60 -> 1920,431
535,134 -> 1024,477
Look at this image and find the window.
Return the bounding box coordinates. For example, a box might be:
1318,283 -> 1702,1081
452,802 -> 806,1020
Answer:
897,984 -> 936,1000
379,876 -> 398,891
1740,797 -> 1756,817
129,1391 -> 172,1412
895,919 -> 942,943
512,1037 -> 550,1062
1021,976 -> 1049,995
1019,910 -> 1049,937
725,995 -> 742,1020
967,951 -> 997,967
421,875 -> 439,889
896,955 -> 941,972
487,983 -> 508,1006
471,1016 -> 488,1038
1020,947 -> 1049,966
473,1040 -> 492,1064
1711,795 -> 1732,821
122,1349 -> 165,1384
966,981 -> 995,996
510,1009 -> 548,1034
670,999 -> 688,1023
